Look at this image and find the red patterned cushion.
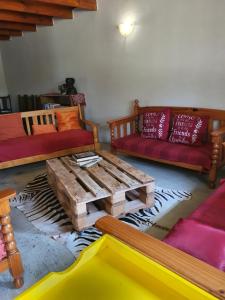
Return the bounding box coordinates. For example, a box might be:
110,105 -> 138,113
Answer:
142,109 -> 171,140
164,219 -> 225,271
112,134 -> 212,170
0,232 -> 6,261
169,114 -> 208,145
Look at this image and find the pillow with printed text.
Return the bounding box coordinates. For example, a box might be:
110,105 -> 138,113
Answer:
169,114 -> 208,145
141,109 -> 171,140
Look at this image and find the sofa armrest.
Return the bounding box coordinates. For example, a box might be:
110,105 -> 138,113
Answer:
81,119 -> 100,150
107,114 -> 138,143
210,126 -> 225,160
107,114 -> 137,126
95,216 -> 225,300
0,189 -> 15,209
211,126 -> 225,138
209,127 -> 225,186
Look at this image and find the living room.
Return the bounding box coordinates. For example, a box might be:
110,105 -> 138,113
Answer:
0,0 -> 225,299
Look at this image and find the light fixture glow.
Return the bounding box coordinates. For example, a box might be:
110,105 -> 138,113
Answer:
118,22 -> 134,37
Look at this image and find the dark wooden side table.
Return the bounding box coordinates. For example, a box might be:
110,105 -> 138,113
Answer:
40,93 -> 86,107
18,93 -> 86,112
0,95 -> 12,114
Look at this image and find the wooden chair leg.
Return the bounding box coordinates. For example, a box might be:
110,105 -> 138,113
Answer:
209,141 -> 221,188
95,142 -> 101,151
209,181 -> 216,189
209,168 -> 217,188
1,214 -> 24,289
0,189 -> 24,288
110,146 -> 117,154
8,251 -> 24,288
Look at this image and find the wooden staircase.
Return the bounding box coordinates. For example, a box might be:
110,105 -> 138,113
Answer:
0,0 -> 97,40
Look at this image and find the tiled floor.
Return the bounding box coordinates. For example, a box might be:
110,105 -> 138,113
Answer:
0,153 -> 223,300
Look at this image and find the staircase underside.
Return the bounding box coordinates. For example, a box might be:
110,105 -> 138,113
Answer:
0,0 -> 97,41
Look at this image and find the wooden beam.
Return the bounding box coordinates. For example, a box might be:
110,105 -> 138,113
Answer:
0,29 -> 22,36
0,11 -> 53,26
0,1 -> 73,19
34,0 -> 97,10
0,21 -> 36,31
0,34 -> 10,40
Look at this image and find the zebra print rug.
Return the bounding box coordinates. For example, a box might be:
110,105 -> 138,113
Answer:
11,173 -> 192,258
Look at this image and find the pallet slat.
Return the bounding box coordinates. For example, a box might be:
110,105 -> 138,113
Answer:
61,156 -> 110,198
47,159 -> 92,203
88,165 -> 126,194
99,159 -> 139,188
98,150 -> 154,184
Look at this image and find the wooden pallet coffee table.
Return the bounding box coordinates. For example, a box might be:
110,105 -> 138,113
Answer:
47,150 -> 155,231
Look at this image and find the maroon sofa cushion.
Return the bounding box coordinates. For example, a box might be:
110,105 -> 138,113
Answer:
141,109 -> 171,140
112,134 -> 212,170
164,219 -> 225,271
0,129 -> 94,163
190,181 -> 225,231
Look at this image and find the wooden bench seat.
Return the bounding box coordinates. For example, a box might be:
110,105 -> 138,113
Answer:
0,106 -> 100,169
108,100 -> 225,187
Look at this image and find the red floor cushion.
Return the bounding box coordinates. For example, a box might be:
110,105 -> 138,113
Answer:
190,181 -> 225,231
0,232 -> 6,261
0,129 -> 94,163
164,219 -> 225,271
112,134 -> 212,170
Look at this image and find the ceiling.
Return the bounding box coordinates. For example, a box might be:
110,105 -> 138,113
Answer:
0,0 -> 97,41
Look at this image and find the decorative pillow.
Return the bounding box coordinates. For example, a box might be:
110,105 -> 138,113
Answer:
141,109 -> 171,140
164,219 -> 225,271
56,109 -> 81,132
0,113 -> 26,142
32,124 -> 57,135
169,114 -> 208,145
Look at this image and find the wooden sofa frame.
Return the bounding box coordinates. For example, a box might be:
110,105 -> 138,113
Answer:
0,106 -> 100,170
96,216 -> 225,300
108,100 -> 225,187
0,189 -> 24,288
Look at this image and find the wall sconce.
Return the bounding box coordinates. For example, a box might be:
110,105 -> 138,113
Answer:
118,22 -> 135,37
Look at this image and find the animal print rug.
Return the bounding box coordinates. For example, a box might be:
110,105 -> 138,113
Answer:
11,173 -> 192,258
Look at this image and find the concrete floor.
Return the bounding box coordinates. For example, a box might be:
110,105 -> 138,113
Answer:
0,153 -> 224,300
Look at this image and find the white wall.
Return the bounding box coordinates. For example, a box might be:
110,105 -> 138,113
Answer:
0,51 -> 8,96
1,0 -> 225,141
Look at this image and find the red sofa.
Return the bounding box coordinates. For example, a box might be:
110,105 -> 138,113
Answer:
0,129 -> 94,164
164,181 -> 225,271
0,106 -> 100,169
108,100 -> 225,187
